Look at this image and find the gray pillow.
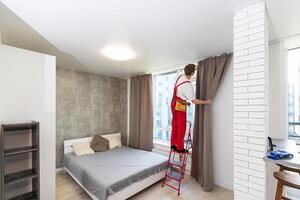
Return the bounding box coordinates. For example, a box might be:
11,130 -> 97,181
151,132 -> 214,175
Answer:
90,135 -> 109,152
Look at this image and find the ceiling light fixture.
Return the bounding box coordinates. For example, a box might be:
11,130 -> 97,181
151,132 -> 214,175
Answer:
101,46 -> 136,61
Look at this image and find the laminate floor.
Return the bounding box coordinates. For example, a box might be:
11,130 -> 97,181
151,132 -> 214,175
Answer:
56,172 -> 234,200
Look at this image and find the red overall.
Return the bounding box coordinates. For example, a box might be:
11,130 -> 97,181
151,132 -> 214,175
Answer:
170,75 -> 190,151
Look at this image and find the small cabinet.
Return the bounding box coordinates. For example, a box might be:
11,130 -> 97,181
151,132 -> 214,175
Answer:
1,121 -> 40,200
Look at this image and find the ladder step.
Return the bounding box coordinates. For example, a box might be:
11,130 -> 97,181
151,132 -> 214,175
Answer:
167,169 -> 182,181
169,159 -> 185,167
184,140 -> 191,144
171,166 -> 181,173
163,182 -> 180,191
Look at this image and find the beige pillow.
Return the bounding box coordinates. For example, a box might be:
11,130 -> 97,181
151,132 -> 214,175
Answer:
101,133 -> 122,149
72,142 -> 95,156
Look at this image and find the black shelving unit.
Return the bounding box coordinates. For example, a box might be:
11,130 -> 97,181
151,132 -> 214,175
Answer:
1,121 -> 40,200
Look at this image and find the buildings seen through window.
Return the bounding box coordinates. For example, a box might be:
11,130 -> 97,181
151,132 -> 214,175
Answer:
153,71 -> 195,143
288,48 -> 300,138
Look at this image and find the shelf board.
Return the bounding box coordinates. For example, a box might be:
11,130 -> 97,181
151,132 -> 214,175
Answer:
5,169 -> 37,185
7,191 -> 37,200
4,146 -> 38,156
2,122 -> 38,132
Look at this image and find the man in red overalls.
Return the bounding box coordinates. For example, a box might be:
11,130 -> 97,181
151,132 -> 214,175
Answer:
171,64 -> 211,152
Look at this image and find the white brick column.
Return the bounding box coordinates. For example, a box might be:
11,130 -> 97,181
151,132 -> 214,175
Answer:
233,2 -> 268,200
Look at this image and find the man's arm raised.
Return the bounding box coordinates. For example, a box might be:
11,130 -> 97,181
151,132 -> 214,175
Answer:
191,99 -> 211,105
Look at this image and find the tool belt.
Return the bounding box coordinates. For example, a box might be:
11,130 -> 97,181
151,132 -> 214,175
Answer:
174,99 -> 190,112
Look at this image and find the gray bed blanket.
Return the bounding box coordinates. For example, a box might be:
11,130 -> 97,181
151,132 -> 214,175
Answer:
63,147 -> 168,200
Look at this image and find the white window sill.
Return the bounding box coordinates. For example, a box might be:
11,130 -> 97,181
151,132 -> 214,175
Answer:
153,140 -> 170,147
153,140 -> 170,155
153,140 -> 193,152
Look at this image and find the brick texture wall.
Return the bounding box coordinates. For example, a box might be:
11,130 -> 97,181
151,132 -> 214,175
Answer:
233,2 -> 268,200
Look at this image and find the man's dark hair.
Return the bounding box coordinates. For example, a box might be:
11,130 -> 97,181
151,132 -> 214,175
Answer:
184,64 -> 196,76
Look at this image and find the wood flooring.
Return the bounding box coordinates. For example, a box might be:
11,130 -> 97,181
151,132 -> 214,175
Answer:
56,172 -> 233,200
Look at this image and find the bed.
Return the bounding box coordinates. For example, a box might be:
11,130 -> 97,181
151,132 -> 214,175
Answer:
63,137 -> 168,200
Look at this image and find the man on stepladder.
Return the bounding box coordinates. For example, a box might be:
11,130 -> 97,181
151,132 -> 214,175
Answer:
171,64 -> 211,152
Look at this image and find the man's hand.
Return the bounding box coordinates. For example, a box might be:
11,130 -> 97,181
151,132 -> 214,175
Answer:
204,99 -> 212,104
191,99 -> 212,105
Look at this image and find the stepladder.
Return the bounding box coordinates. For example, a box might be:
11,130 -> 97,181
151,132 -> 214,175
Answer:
162,121 -> 193,195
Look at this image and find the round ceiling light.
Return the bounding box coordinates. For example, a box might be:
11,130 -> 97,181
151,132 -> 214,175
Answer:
101,46 -> 136,61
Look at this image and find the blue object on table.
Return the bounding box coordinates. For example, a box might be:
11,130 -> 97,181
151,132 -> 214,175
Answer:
267,150 -> 294,160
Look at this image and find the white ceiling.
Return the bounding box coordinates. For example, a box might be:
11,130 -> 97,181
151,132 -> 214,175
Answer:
0,3 -> 89,72
266,0 -> 300,41
1,0 -> 261,78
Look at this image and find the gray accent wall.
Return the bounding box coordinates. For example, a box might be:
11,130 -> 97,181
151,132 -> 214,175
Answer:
56,67 -> 127,167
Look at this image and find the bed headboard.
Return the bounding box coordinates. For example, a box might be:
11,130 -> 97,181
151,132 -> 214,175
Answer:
64,136 -> 93,154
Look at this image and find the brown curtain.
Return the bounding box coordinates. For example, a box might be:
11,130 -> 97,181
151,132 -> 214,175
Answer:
129,74 -> 153,151
191,53 -> 232,192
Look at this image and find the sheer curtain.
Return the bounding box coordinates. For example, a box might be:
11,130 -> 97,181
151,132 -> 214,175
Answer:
129,74 -> 153,151
191,53 -> 232,191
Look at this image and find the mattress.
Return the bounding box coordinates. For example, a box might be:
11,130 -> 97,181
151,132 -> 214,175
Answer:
63,147 -> 168,200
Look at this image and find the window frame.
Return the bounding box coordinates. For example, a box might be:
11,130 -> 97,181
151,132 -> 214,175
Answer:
288,48 -> 300,140
152,68 -> 196,145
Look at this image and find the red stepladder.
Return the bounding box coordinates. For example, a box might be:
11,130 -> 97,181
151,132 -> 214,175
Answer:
184,121 -> 193,173
161,121 -> 193,196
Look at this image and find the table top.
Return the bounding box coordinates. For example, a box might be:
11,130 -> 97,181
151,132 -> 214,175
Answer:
264,139 -> 300,169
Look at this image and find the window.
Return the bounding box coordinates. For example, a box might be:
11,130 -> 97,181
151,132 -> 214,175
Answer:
288,48 -> 300,138
153,70 -> 195,143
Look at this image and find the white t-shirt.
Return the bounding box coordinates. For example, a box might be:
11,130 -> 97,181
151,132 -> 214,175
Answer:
175,75 -> 195,101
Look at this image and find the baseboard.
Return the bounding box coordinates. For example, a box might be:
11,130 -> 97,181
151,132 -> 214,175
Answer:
56,167 -> 65,174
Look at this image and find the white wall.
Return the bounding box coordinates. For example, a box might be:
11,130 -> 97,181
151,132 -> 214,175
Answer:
0,44 -> 56,200
0,25 -> 2,44
212,63 -> 233,190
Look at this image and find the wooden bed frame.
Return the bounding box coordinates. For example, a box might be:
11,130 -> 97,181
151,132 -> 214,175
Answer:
63,136 -> 165,200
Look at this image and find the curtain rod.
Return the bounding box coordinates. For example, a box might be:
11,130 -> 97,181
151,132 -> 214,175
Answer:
288,47 -> 300,51
150,51 -> 233,75
149,63 -> 191,76
135,51 -> 233,77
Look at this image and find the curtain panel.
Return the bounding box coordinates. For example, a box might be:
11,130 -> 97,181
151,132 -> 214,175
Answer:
129,74 -> 153,151
191,53 -> 233,192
